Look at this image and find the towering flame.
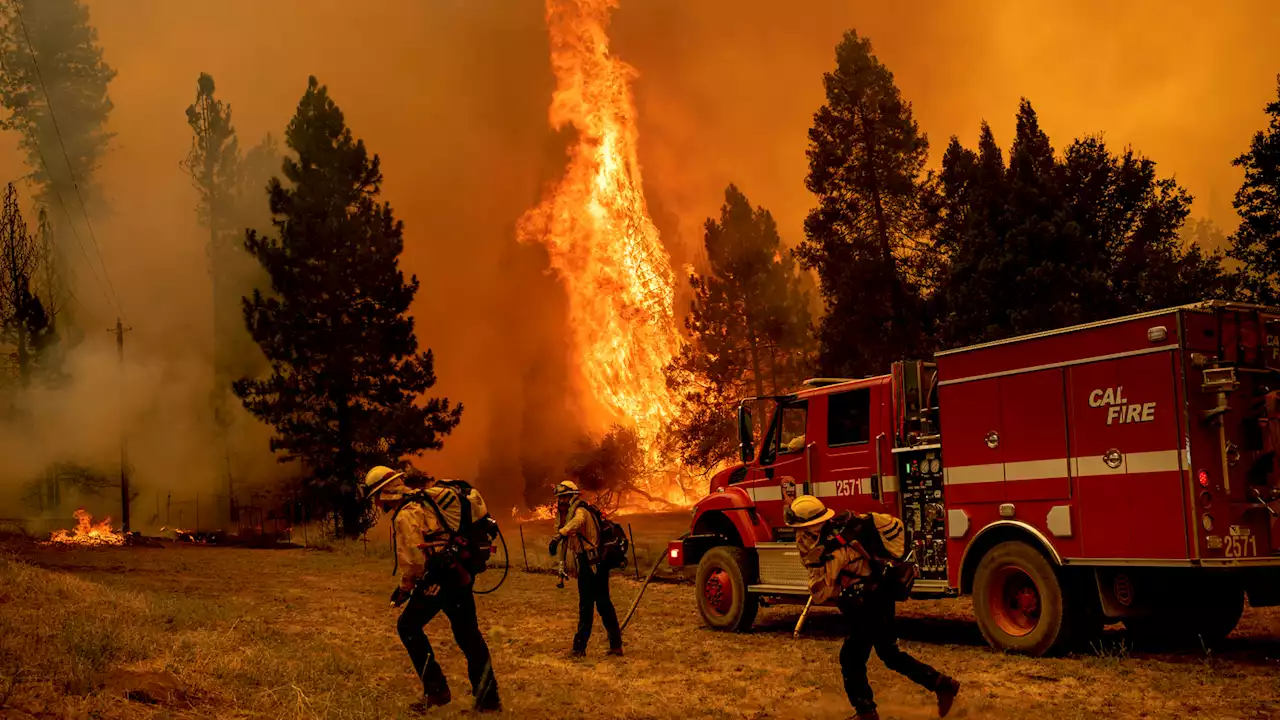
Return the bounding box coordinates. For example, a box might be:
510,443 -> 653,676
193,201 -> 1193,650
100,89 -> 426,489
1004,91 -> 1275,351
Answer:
519,0 -> 679,451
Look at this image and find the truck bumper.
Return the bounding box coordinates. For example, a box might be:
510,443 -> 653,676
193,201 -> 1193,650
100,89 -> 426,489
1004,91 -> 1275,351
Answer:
666,539 -> 687,568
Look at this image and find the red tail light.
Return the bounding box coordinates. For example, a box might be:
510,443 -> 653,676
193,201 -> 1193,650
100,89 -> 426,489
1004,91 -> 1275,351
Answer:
1198,470 -> 1210,488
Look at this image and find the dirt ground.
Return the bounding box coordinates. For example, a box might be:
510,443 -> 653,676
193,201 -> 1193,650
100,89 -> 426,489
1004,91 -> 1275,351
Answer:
2,516 -> 1280,720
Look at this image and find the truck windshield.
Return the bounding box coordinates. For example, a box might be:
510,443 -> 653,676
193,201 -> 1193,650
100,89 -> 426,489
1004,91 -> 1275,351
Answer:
775,403 -> 808,456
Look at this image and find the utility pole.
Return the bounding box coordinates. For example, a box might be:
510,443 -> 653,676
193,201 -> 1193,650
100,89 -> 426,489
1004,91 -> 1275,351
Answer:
108,317 -> 132,531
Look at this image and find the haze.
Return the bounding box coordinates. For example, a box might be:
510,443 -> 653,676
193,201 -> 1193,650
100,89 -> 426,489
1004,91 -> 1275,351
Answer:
2,0 -> 1277,517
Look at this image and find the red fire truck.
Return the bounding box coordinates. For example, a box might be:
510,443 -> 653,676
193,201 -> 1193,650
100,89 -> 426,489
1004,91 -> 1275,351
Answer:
666,301 -> 1280,655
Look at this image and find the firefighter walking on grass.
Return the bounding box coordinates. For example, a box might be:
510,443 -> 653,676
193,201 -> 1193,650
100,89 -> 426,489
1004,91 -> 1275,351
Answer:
364,465 -> 501,714
787,495 -> 960,720
549,480 -> 623,657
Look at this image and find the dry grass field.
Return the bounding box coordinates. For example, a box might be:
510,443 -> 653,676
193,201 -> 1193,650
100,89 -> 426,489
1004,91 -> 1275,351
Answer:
1,512 -> 1279,720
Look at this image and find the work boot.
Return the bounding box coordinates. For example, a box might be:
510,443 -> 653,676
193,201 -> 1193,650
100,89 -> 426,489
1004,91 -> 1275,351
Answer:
408,689 -> 451,713
474,695 -> 502,713
569,648 -> 586,659
849,712 -> 879,720
936,676 -> 961,717
606,645 -> 623,657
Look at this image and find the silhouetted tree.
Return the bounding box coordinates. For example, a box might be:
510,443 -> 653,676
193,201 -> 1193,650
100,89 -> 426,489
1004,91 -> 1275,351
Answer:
796,30 -> 932,377
181,72 -> 241,444
664,184 -> 813,474
931,100 -> 1231,347
1228,75 -> 1280,304
566,424 -> 658,511
0,183 -> 54,387
234,77 -> 462,537
0,0 -> 115,322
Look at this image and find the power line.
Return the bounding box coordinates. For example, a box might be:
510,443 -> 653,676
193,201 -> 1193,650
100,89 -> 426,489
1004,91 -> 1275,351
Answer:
10,0 -> 127,324
0,115 -> 113,316
0,48 -> 115,317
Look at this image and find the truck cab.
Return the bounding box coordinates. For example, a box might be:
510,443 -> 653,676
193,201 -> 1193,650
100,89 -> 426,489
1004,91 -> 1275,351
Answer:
668,301 -> 1280,656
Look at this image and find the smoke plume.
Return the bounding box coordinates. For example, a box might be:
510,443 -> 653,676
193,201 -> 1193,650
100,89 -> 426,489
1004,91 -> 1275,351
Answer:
0,0 -> 1277,520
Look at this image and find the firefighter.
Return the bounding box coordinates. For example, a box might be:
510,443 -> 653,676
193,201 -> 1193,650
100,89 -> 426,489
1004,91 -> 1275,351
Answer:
786,495 -> 960,720
549,480 -> 623,657
364,465 -> 501,714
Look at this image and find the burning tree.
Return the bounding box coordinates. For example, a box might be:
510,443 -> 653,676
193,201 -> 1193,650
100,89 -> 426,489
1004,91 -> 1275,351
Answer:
663,184 -> 814,475
517,0 -> 683,506
234,77 -> 462,538
565,425 -> 660,512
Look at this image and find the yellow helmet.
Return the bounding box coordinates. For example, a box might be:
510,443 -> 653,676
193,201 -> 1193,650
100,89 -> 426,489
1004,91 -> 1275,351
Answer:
786,495 -> 834,528
363,465 -> 405,498
554,480 -> 580,497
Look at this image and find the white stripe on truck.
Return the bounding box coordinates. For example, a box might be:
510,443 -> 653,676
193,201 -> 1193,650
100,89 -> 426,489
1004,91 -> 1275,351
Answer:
944,449 -> 1183,486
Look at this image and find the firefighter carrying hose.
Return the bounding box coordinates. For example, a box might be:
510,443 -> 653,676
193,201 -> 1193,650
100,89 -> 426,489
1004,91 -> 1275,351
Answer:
364,465 -> 501,714
549,480 -> 623,657
786,495 -> 960,720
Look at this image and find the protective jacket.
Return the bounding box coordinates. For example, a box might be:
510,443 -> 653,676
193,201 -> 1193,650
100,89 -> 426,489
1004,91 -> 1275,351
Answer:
392,484 -> 470,592
557,500 -> 600,558
796,522 -> 871,604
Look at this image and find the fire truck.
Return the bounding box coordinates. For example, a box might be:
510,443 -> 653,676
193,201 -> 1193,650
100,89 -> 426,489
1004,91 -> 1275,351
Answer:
665,301 -> 1280,655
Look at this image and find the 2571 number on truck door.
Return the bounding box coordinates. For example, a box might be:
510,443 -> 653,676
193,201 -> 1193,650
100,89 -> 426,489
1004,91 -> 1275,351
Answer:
666,300 -> 1280,656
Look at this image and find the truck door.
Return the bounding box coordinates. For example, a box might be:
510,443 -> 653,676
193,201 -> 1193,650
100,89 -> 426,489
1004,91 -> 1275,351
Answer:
751,399 -> 811,528
1069,351 -> 1187,559
821,384 -> 893,515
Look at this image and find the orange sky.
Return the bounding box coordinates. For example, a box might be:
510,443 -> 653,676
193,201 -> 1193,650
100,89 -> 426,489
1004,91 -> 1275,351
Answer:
2,0 -> 1278,503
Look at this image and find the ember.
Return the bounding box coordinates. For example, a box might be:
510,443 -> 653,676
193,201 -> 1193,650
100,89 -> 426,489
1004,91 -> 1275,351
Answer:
46,508 -> 124,546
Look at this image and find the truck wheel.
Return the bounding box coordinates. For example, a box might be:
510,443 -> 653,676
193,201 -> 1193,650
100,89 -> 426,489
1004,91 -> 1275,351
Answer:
695,546 -> 759,632
973,541 -> 1076,656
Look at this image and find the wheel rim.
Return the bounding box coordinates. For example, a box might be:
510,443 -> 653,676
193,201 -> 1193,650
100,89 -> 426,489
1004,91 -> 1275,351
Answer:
704,568 -> 734,616
989,565 -> 1041,637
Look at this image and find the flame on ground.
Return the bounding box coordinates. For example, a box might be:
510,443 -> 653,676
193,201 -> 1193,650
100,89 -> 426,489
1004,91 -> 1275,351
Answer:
511,504 -> 557,523
518,0 -> 681,490
47,508 -> 124,546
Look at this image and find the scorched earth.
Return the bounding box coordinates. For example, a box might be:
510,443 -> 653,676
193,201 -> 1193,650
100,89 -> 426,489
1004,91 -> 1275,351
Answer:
2,517 -> 1279,720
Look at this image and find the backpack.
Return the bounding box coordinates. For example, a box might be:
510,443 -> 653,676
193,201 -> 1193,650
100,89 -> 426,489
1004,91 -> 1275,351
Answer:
395,480 -> 501,581
578,501 -> 629,571
824,511 -> 918,602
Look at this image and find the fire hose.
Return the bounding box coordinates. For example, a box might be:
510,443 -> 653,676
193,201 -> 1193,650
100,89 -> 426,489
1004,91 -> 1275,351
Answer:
472,526 -> 510,595
619,532 -> 687,632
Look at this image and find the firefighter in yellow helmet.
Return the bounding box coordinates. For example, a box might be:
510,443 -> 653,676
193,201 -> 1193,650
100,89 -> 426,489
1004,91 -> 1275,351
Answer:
363,465 -> 501,714
787,495 -> 960,720
549,480 -> 623,657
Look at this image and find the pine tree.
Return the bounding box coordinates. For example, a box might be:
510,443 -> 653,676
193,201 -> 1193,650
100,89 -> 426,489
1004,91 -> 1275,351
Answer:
0,0 -> 115,321
663,184 -> 813,474
796,30 -> 931,377
932,100 -> 1231,348
1228,75 -> 1280,304
0,183 -> 54,387
233,77 -> 462,537
181,73 -> 241,442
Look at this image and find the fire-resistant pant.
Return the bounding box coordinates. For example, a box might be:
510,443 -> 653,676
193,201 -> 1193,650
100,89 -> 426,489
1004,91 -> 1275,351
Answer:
839,591 -> 942,715
397,582 -> 500,708
574,552 -> 622,652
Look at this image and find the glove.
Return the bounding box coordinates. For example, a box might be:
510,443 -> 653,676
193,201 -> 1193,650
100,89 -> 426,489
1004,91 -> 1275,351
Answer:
390,587 -> 410,607
548,536 -> 560,556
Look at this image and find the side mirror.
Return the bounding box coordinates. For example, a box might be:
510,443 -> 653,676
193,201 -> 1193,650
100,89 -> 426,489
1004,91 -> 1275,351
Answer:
737,404 -> 755,464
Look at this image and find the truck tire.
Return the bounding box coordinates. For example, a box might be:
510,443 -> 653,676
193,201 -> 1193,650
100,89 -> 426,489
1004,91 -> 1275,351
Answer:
973,540 -> 1079,656
695,546 -> 759,632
